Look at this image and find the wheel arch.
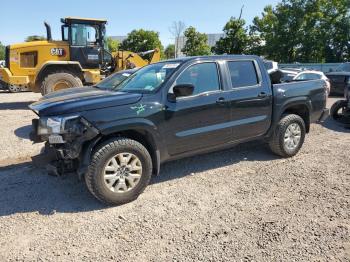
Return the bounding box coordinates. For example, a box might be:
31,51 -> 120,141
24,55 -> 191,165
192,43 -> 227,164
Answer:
79,125 -> 162,179
34,61 -> 84,92
280,102 -> 311,133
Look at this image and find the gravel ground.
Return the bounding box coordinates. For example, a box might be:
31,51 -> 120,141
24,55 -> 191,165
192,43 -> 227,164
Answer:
0,92 -> 349,261
0,91 -> 43,165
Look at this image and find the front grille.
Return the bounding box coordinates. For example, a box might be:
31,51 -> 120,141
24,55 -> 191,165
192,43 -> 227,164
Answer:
5,45 -> 10,69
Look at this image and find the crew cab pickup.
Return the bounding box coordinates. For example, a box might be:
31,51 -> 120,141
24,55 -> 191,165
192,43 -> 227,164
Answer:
29,55 -> 329,205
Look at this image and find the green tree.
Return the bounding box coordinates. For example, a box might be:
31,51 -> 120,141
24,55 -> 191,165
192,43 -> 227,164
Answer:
182,26 -> 211,56
212,16 -> 249,55
0,42 -> 5,60
319,0 -> 350,62
251,0 -> 350,62
120,29 -> 163,53
106,37 -> 119,52
251,2 -> 306,63
25,35 -> 46,42
164,44 -> 175,59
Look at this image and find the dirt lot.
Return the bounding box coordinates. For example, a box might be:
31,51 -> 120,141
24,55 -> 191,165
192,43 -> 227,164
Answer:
0,91 -> 349,261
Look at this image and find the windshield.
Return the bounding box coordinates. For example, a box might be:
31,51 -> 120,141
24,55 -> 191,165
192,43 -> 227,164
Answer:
114,62 -> 181,93
96,71 -> 135,89
336,63 -> 350,72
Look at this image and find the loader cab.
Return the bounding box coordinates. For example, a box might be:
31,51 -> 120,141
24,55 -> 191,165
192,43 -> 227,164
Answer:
61,17 -> 108,69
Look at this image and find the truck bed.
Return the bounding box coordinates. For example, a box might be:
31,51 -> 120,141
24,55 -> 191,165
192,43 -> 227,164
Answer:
272,79 -> 327,123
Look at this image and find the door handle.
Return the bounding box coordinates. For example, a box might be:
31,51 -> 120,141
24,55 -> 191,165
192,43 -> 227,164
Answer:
216,97 -> 227,105
258,92 -> 267,98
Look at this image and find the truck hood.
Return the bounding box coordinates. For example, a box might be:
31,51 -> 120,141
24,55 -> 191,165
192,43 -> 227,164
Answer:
29,87 -> 142,116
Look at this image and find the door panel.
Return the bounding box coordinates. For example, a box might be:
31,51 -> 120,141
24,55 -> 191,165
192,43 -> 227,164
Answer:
161,62 -> 231,156
162,93 -> 232,155
70,46 -> 100,69
69,23 -> 101,69
225,60 -> 272,140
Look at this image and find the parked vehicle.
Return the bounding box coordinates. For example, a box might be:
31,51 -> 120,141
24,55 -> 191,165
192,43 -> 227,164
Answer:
40,68 -> 138,101
326,72 -> 350,96
263,59 -> 278,74
94,69 -> 138,90
330,85 -> 350,122
293,70 -> 330,95
280,69 -> 300,82
0,17 -> 160,94
29,55 -> 329,205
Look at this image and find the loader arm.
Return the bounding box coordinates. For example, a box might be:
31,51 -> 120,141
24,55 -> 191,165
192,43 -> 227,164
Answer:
112,48 -> 160,72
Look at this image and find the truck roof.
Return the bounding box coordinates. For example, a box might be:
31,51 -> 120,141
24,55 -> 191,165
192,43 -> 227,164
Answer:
160,55 -> 262,68
164,55 -> 261,63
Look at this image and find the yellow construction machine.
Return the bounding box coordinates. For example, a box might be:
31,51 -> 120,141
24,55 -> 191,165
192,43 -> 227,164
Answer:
0,17 -> 160,94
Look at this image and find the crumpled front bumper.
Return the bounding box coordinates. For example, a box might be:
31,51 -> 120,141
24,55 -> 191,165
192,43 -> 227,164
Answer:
29,117 -> 100,176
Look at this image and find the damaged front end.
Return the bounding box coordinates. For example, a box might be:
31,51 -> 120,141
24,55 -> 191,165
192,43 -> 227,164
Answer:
30,115 -> 99,177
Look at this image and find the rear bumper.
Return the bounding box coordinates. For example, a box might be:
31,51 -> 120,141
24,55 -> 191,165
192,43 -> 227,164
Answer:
318,108 -> 330,122
0,68 -> 30,86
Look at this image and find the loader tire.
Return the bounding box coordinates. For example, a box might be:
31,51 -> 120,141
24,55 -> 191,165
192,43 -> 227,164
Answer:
41,71 -> 83,95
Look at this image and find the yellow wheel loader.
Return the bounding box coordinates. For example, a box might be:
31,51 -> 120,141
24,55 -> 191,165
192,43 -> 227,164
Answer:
0,17 -> 160,95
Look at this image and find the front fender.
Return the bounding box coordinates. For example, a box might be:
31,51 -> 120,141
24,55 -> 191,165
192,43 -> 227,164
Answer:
77,118 -> 164,178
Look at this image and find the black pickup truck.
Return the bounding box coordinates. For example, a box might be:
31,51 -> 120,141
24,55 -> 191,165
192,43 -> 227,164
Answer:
29,55 -> 329,205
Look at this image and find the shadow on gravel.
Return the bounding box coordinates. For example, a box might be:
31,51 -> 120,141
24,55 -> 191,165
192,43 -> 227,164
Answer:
14,125 -> 32,140
152,141 -> 277,184
0,141 -> 276,216
0,101 -> 35,110
0,163 -> 104,217
321,116 -> 350,133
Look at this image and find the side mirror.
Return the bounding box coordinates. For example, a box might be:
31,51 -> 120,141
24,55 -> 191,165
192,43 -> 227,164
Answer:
173,84 -> 194,98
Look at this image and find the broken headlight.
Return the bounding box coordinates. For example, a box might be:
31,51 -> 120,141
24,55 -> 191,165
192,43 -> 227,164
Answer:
38,115 -> 80,135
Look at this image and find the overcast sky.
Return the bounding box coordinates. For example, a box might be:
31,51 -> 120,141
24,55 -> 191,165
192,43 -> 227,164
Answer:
0,0 -> 280,46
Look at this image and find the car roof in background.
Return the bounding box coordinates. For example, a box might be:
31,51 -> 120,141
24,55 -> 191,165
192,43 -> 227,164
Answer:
297,70 -> 324,75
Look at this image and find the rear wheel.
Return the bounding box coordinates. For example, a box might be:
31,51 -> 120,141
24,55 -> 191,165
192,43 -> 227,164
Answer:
41,71 -> 83,95
85,138 -> 153,206
269,114 -> 306,158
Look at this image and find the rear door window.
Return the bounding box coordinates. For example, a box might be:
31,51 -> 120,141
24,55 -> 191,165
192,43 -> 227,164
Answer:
227,61 -> 259,89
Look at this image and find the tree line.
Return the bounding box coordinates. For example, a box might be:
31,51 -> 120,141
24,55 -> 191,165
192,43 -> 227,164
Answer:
182,0 -> 350,63
0,0 -> 348,63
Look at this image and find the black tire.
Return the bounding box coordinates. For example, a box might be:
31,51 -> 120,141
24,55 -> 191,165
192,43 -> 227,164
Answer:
41,71 -> 83,95
269,114 -> 306,158
85,138 -> 153,206
331,100 -> 348,122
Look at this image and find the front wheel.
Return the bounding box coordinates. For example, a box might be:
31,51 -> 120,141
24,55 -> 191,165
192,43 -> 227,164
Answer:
331,100 -> 348,122
85,138 -> 153,206
269,114 -> 306,158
